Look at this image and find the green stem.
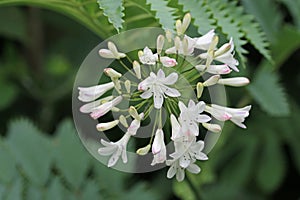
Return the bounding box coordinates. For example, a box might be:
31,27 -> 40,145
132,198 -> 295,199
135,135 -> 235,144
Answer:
185,175 -> 202,200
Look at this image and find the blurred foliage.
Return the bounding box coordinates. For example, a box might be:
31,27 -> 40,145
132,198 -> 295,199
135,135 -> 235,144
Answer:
0,119 -> 161,200
0,0 -> 300,199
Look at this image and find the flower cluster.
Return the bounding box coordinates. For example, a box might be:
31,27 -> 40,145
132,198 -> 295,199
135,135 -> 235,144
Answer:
77,13 -> 251,181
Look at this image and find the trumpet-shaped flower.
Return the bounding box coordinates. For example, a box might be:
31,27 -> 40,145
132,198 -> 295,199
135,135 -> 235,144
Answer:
199,38 -> 239,72
195,64 -> 232,75
160,56 -> 177,67
78,82 -> 114,102
205,104 -> 251,128
138,69 -> 181,109
178,100 -> 211,136
139,46 -> 158,65
194,29 -> 215,50
151,129 -> 167,165
89,96 -> 123,119
98,132 -> 131,167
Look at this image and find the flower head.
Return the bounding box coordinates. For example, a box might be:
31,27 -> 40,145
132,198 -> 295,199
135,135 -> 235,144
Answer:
138,69 -> 181,109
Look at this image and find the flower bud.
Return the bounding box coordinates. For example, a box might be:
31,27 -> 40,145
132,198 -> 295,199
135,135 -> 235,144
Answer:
119,115 -> 128,128
125,80 -> 131,93
111,107 -> 120,112
129,106 -> 141,120
197,82 -> 204,98
202,123 -> 221,133
136,144 -> 151,155
181,13 -> 191,34
96,120 -> 119,131
165,30 -> 173,42
176,20 -> 182,35
156,35 -> 165,54
214,42 -> 231,57
133,61 -> 141,79
107,41 -> 126,59
182,37 -> 189,55
218,77 -> 250,87
104,68 -> 122,78
203,75 -> 220,87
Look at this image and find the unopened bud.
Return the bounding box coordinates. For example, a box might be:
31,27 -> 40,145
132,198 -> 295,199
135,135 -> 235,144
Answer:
119,115 -> 128,128
197,82 -> 204,98
96,120 -> 119,131
174,36 -> 181,52
125,80 -> 131,93
181,13 -> 191,34
202,123 -> 221,133
156,35 -> 165,54
203,75 -> 220,87
133,61 -> 141,79
218,77 -> 250,87
176,20 -> 182,35
165,30 -> 173,42
182,37 -> 189,55
129,106 -> 140,120
136,144 -> 151,155
104,68 -> 122,78
111,107 -> 120,112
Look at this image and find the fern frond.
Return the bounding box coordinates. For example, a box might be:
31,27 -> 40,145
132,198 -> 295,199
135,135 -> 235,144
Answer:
178,0 -> 215,35
207,0 -> 248,63
146,0 -> 177,30
97,0 -> 125,32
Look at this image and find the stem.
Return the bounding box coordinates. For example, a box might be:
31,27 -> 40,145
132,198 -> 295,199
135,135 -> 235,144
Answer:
185,175 -> 202,200
118,59 -> 136,77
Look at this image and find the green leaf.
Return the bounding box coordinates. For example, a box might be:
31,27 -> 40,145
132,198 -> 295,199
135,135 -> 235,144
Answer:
278,0 -> 300,30
26,185 -> 43,200
0,138 -> 16,183
6,119 -> 52,186
173,180 -> 196,200
256,131 -> 286,193
247,67 -> 290,116
5,177 -> 22,200
146,0 -> 177,31
241,0 -> 282,42
97,0 -> 124,31
45,178 -> 65,200
0,0 -> 114,38
0,82 -> 18,110
53,119 -> 90,189
0,7 -> 27,42
178,0 -> 215,34
272,26 -> 300,69
81,180 -> 102,200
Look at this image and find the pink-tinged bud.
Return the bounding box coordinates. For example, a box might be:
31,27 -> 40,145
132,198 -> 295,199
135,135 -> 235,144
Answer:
96,120 -> 119,131
202,123 -> 222,133
218,77 -> 250,87
156,35 -> 165,54
203,75 -> 220,87
160,56 -> 177,67
90,96 -> 122,119
195,64 -> 232,75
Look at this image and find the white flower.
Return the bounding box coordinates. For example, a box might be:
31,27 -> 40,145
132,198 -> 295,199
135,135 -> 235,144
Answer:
138,69 -> 181,109
195,64 -> 232,75
89,96 -> 123,119
127,113 -> 144,135
178,100 -> 211,136
194,29 -> 215,50
166,159 -> 200,182
205,104 -> 251,128
151,129 -> 167,165
165,35 -> 196,55
98,132 -> 131,167
138,46 -> 158,65
99,41 -> 126,59
199,38 -> 239,72
79,96 -> 113,113
160,56 -> 177,67
78,82 -> 114,102
218,77 -> 250,87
